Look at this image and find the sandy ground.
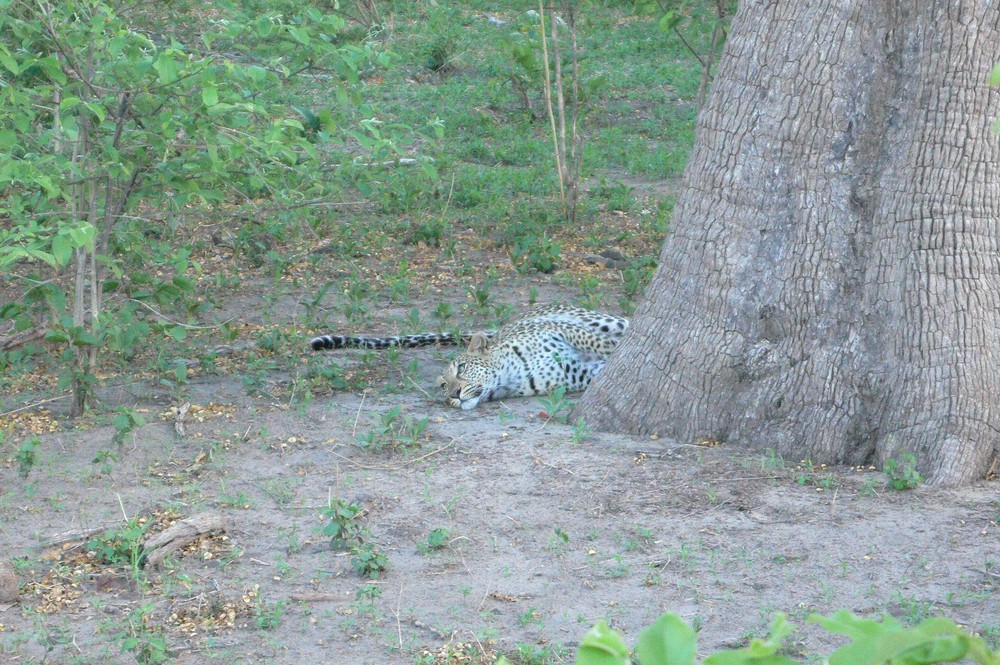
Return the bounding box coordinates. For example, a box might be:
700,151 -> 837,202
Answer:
1,337 -> 997,664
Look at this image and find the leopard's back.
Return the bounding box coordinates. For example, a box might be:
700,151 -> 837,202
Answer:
439,308 -> 630,409
512,304 -> 629,341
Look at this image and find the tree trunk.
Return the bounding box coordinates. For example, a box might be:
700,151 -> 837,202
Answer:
575,0 -> 1000,485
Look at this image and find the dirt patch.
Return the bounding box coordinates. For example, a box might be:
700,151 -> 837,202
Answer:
1,344 -> 997,662
0,226 -> 996,663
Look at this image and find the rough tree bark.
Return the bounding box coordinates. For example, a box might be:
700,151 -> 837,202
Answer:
575,0 -> 1000,485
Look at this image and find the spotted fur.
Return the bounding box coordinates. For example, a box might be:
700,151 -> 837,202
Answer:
436,305 -> 628,409
309,304 -> 628,409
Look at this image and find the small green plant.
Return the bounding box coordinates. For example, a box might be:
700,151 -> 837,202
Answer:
112,407 -> 146,447
412,216 -> 447,246
344,270 -> 371,322
253,598 -> 285,630
356,583 -> 382,602
571,417 -> 592,443
306,356 -> 348,387
509,643 -> 571,664
242,355 -> 279,396
468,281 -> 493,311
760,448 -> 786,471
283,528 -> 303,555
547,528 -> 570,556
219,489 -> 255,510
93,449 -> 118,476
860,477 -> 881,497
591,180 -> 636,212
16,437 -> 41,478
321,498 -> 366,550
321,497 -> 388,578
273,558 -> 292,579
511,233 -> 561,273
536,385 -> 572,423
643,564 -> 663,587
154,355 -> 190,401
115,604 -> 169,665
518,607 -> 543,628
387,261 -> 413,303
358,405 -> 402,450
793,459 -> 837,489
434,302 -> 455,323
420,527 -> 450,554
358,406 -> 429,451
402,307 -> 422,332
420,8 -> 458,72
606,554 -> 630,578
88,518 -> 149,581
884,453 -> 925,490
620,258 -> 656,314
262,478 -> 298,506
351,542 -> 389,579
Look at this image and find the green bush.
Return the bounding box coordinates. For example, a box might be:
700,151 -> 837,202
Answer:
535,611 -> 1000,665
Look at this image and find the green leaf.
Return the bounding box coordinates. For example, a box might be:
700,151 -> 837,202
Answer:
108,35 -> 128,56
288,26 -> 310,45
44,329 -> 71,344
658,11 -> 683,33
83,101 -> 106,123
153,51 -> 179,84
28,249 -> 57,267
34,174 -> 60,198
59,96 -> 82,111
0,46 -> 19,75
807,613 -> 999,665
66,223 -> 96,247
51,234 -> 73,266
113,413 -> 131,431
990,62 -> 1000,86
0,129 -> 16,149
37,56 -> 67,84
172,275 -> 194,291
704,615 -> 798,665
202,81 -> 218,107
60,114 -> 80,141
73,331 -> 100,346
635,614 -> 697,665
577,621 -> 630,665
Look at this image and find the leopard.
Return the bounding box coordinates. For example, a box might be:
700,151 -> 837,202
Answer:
309,304 -> 629,410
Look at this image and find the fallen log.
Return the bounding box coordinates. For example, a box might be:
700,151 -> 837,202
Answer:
141,511 -> 227,569
0,328 -> 47,351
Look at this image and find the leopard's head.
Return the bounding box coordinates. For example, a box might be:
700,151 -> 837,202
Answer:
437,333 -> 495,410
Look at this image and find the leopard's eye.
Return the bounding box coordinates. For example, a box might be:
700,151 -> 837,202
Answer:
455,362 -> 466,375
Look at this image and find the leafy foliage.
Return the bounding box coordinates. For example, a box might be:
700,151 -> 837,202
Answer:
87,518 -> 149,570
321,498 -> 366,550
884,454 -> 925,491
321,497 -> 389,579
114,604 -> 169,665
554,611 -> 1000,665
15,436 -> 40,478
0,0 -> 435,414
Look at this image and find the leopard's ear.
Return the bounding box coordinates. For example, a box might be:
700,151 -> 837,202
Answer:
467,332 -> 490,356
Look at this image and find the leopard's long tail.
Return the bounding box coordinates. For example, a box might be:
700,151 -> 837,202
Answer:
309,331 -> 497,351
